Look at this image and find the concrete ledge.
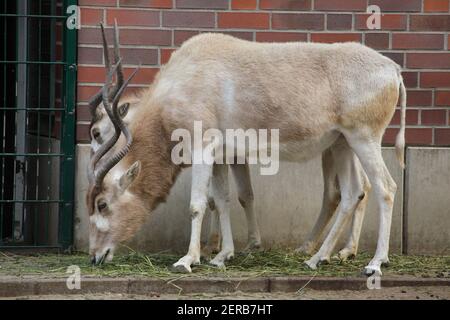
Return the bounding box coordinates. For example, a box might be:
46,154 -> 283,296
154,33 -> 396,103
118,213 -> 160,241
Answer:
0,276 -> 448,297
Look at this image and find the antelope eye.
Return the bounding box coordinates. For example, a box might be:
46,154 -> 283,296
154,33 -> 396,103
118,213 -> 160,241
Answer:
92,128 -> 100,139
97,201 -> 107,211
118,103 -> 129,118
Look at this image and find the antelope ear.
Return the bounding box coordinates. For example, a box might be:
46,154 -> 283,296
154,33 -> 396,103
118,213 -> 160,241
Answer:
119,161 -> 141,191
118,103 -> 129,118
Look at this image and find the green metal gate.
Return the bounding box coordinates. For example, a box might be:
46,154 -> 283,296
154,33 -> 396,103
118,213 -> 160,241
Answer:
0,0 -> 76,250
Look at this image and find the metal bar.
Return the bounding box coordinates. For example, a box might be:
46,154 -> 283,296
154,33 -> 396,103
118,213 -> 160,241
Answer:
59,0 -> 77,251
47,0 -> 57,246
0,245 -> 61,249
0,61 -> 66,65
0,14 -> 67,19
14,0 -> 28,243
0,108 -> 65,111
0,0 -> 7,244
0,200 -> 63,203
0,153 -> 63,156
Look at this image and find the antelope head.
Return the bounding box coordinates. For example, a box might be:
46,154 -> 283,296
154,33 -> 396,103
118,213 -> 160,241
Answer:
87,22 -> 144,265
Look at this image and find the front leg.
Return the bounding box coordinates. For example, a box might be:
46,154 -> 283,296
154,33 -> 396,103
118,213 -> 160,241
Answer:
172,162 -> 212,273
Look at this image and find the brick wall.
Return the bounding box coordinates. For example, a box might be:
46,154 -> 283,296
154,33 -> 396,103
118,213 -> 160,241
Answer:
76,0 -> 450,146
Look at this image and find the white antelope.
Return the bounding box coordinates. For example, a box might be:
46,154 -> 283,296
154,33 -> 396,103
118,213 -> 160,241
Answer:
88,25 -> 369,262
86,28 -> 406,277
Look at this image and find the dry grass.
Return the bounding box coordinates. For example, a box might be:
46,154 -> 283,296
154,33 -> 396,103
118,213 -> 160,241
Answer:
0,249 -> 448,279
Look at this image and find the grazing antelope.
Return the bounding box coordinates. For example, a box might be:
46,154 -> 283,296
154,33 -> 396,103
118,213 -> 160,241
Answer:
87,29 -> 406,276
88,25 -> 371,263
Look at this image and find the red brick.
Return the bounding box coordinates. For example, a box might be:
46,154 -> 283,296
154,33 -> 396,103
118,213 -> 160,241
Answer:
435,128 -> 450,145
176,0 -> 228,9
314,0 -> 366,11
402,72 -> 418,88
272,13 -> 324,30
80,8 -> 103,26
381,52 -> 404,67
390,109 -> 419,125
232,0 -> 257,9
119,0 -> 172,8
406,90 -> 433,106
368,0 -> 422,12
260,0 -> 312,10
355,14 -> 407,30
77,105 -> 91,122
410,15 -> 450,31
435,91 -> 450,106
424,0 -> 449,12
78,26 -> 115,45
77,85 -> 103,102
407,53 -> 450,69
392,34 -> 444,50
365,33 -> 389,49
421,72 -> 450,88
79,0 -> 116,6
405,128 -> 433,145
421,110 -> 447,125
78,66 -> 105,83
218,12 -> 270,29
161,48 -> 175,64
327,14 -> 352,30
383,128 -> 397,145
108,48 -> 159,65
311,33 -> 361,43
120,29 -> 172,46
174,30 -> 200,46
106,9 -> 159,27
256,32 -> 307,42
163,11 -> 215,28
78,47 -> 102,64
77,123 -> 90,142
78,66 -> 159,85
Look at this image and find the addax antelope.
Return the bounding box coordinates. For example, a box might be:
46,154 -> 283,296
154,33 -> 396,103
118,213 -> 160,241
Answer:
86,27 -> 406,276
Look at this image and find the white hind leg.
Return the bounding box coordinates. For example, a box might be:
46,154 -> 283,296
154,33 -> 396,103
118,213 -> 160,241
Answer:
230,163 -> 261,251
209,164 -> 235,267
344,133 -> 397,276
305,139 -> 366,269
338,160 -> 370,261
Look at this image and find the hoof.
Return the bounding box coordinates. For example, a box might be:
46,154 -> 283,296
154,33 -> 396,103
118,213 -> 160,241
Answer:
363,266 -> 382,277
304,259 -> 318,270
319,257 -> 330,265
210,250 -> 234,268
170,264 -> 192,273
209,260 -> 225,268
